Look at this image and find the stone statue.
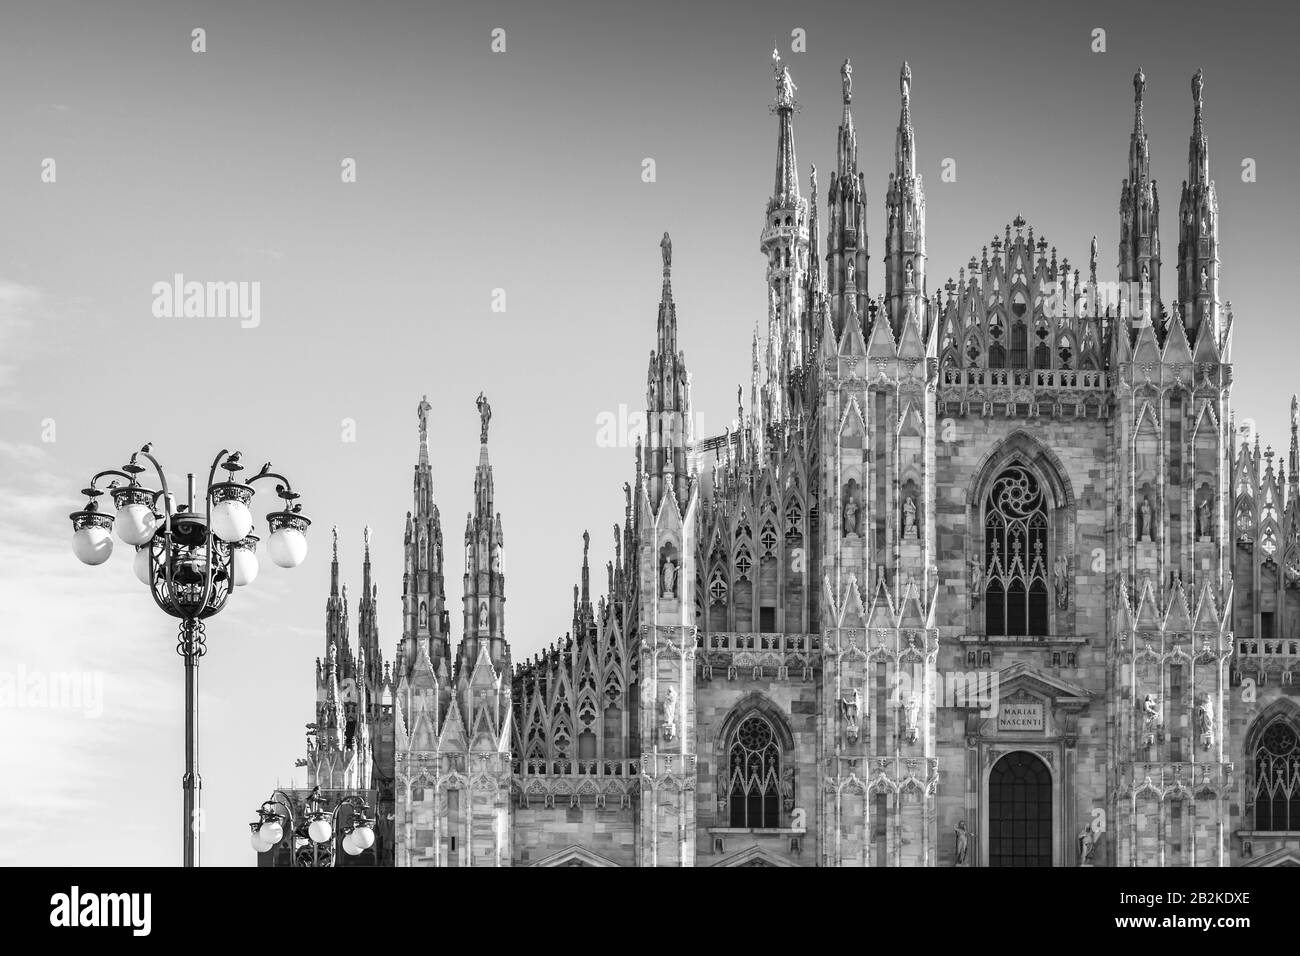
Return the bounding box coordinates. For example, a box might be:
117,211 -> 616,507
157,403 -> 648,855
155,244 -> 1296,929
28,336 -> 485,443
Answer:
1141,693 -> 1162,744
660,555 -> 678,598
1197,693 -> 1215,749
661,686 -> 677,742
1139,496 -> 1152,541
1142,693 -> 1160,721
1078,824 -> 1095,866
900,61 -> 911,102
779,766 -> 796,810
903,693 -> 920,745
903,496 -> 918,538
905,259 -> 915,288
1200,265 -> 1209,292
1054,555 -> 1068,609
660,231 -> 671,273
843,491 -> 859,537
776,62 -> 796,107
954,821 -> 970,865
717,765 -> 730,810
846,257 -> 856,291
969,557 -> 983,605
417,394 -> 431,443
1197,497 -> 1212,539
841,689 -> 861,743
840,58 -> 852,103
475,392 -> 492,444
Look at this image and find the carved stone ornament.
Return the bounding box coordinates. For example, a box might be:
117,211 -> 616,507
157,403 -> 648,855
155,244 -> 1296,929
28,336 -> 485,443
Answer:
661,686 -> 677,742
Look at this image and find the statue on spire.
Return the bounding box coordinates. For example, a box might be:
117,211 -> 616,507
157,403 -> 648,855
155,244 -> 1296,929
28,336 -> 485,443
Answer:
841,58 -> 853,104
476,391 -> 492,444
1192,68 -> 1204,109
363,524 -> 371,551
1134,68 -> 1145,105
332,524 -> 339,558
773,47 -> 796,109
901,61 -> 912,103
417,394 -> 431,443
660,231 -> 671,275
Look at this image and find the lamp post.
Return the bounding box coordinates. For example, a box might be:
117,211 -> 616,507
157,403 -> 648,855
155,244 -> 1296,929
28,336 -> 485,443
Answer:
69,444 -> 311,867
250,786 -> 377,867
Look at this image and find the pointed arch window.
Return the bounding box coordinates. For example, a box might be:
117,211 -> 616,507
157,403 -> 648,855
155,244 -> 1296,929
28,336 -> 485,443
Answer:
985,465 -> 1049,636
726,714 -> 781,828
1033,318 -> 1051,369
1057,335 -> 1074,370
1010,320 -> 1028,368
708,571 -> 728,603
735,548 -> 753,579
1254,718 -> 1300,831
784,501 -> 802,540
988,315 -> 1007,368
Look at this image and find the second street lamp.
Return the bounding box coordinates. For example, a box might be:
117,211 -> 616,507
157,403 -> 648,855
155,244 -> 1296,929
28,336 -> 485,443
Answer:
69,444 -> 311,867
251,786 -> 376,867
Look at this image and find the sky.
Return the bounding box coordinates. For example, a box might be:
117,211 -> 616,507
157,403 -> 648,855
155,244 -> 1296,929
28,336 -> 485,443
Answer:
0,0 -> 1296,866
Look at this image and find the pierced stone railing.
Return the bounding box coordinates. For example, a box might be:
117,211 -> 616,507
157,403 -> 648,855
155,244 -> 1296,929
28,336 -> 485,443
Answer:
940,367 -> 1108,390
696,631 -> 817,654
512,758 -> 639,777
1235,638 -> 1300,659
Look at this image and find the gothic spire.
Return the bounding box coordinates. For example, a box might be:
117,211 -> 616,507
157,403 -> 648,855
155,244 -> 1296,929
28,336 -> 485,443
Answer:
895,61 -> 916,177
770,47 -> 800,207
826,58 -> 865,340
1131,68 -> 1150,178
1120,68 -> 1161,326
357,524 -> 379,682
325,525 -> 348,663
461,392 -> 507,674
1177,68 -> 1219,344
759,50 -> 810,392
657,231 -> 676,358
836,58 -> 857,180
1290,395 -> 1299,499
403,395 -> 447,676
330,524 -> 340,596
417,394 -> 431,466
885,61 -> 926,338
1189,68 -> 1209,186
646,235 -> 692,511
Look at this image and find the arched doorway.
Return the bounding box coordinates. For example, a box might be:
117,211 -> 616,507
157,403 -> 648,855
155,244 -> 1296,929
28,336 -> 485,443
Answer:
989,751 -> 1052,867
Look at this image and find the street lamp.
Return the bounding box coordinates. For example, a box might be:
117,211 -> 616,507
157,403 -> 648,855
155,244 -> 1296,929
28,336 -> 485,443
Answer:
251,786 -> 376,867
69,444 -> 311,867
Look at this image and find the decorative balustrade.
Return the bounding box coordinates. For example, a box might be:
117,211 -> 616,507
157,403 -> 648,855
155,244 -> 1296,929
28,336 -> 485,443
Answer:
939,367 -> 1108,390
1235,637 -> 1300,659
512,758 -> 639,778
696,631 -> 816,654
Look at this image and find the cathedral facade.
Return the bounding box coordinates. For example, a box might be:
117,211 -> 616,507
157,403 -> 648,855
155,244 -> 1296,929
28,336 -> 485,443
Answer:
273,56 -> 1300,867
